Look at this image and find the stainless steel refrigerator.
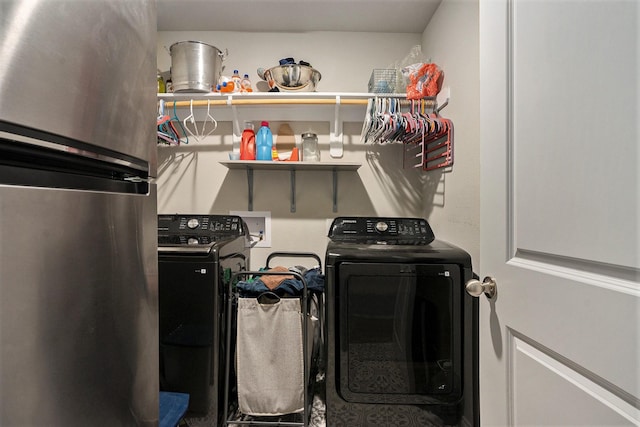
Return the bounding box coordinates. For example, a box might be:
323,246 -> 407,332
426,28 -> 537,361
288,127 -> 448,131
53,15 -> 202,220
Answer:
0,1 -> 158,425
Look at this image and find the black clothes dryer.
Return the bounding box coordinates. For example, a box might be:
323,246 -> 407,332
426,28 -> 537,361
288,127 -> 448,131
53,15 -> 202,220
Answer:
158,214 -> 250,421
324,217 -> 478,426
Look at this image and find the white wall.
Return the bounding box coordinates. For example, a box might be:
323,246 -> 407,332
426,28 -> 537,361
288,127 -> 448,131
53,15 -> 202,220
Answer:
157,31 -> 421,93
157,20 -> 480,269
421,0 -> 480,266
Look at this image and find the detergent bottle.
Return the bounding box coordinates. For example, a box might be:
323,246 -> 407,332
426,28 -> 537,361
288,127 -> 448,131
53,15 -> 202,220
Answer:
255,121 -> 273,161
240,121 -> 256,160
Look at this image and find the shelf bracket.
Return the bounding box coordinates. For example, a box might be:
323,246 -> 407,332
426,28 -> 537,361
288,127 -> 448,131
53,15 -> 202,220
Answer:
290,169 -> 296,213
329,95 -> 344,158
229,95 -> 241,150
246,167 -> 254,211
436,86 -> 451,113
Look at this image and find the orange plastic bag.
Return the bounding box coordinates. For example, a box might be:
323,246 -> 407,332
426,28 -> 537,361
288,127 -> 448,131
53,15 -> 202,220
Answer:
403,63 -> 444,100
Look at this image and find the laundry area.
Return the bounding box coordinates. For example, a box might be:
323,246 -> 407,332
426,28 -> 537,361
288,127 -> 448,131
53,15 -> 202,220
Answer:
155,0 -> 480,426
2,0 -> 637,426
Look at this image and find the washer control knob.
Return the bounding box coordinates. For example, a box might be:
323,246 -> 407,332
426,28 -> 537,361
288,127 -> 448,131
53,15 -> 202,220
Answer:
187,237 -> 199,245
375,221 -> 389,232
187,218 -> 200,229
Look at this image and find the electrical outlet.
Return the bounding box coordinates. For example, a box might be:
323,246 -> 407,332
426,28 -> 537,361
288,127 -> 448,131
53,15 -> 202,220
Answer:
230,211 -> 271,248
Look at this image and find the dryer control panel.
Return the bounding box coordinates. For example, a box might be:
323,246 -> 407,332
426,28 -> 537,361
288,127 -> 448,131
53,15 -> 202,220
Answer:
328,217 -> 435,244
158,214 -> 247,245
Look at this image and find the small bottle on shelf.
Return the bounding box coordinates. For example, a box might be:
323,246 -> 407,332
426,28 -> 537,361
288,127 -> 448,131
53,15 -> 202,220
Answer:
231,70 -> 242,93
240,74 -> 253,92
157,70 -> 165,93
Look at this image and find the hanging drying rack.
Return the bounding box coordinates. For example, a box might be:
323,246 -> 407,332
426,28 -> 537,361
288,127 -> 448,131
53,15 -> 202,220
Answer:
358,88 -> 453,171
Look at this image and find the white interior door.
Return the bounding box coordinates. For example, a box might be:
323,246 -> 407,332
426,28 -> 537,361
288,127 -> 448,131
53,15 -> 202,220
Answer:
479,0 -> 639,425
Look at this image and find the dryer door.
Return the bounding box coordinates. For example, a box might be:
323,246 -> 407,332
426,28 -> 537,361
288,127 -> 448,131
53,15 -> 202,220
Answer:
336,262 -> 463,405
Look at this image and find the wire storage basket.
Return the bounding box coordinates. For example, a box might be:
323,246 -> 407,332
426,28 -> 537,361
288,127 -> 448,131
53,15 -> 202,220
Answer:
368,69 -> 401,93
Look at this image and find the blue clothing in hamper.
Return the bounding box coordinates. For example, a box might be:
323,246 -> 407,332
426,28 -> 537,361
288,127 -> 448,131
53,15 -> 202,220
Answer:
237,267 -> 324,297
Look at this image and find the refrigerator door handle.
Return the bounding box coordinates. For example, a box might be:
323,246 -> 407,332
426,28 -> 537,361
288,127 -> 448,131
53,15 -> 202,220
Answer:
0,122 -> 148,174
124,176 -> 157,184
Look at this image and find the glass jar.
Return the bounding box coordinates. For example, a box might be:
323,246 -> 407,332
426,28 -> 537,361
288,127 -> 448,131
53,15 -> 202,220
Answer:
301,132 -> 319,162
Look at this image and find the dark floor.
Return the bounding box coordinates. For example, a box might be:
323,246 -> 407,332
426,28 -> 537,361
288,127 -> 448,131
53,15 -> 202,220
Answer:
183,373 -> 326,427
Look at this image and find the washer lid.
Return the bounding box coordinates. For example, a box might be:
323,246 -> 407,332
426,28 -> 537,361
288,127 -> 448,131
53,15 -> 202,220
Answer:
328,216 -> 435,244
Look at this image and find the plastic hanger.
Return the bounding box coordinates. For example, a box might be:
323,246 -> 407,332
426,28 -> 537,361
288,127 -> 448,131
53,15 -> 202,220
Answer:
183,99 -> 199,142
171,101 -> 189,144
200,99 -> 218,138
157,100 -> 180,145
359,98 -> 374,144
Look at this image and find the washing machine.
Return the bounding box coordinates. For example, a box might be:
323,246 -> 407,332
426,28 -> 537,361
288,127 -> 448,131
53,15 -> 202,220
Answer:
324,217 -> 479,426
157,214 -> 250,421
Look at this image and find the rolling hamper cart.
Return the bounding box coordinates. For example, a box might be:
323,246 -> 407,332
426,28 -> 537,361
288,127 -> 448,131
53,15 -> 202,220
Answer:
222,252 -> 324,427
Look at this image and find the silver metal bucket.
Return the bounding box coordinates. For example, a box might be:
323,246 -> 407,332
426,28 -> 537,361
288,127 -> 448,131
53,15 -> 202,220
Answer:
169,41 -> 226,92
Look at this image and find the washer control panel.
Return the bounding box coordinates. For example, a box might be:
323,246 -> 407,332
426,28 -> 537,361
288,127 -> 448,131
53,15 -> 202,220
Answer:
158,214 -> 246,245
328,217 -> 435,244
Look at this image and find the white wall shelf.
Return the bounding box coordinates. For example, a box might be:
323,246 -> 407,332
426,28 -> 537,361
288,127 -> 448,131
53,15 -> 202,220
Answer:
220,160 -> 361,213
158,92 -> 409,155
158,90 -> 448,153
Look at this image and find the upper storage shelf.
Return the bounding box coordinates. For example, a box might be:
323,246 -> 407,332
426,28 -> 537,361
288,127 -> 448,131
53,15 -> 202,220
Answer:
158,90 -> 449,157
158,92 -> 405,157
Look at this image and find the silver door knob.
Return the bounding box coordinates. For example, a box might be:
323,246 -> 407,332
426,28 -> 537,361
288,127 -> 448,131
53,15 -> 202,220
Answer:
465,276 -> 497,299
